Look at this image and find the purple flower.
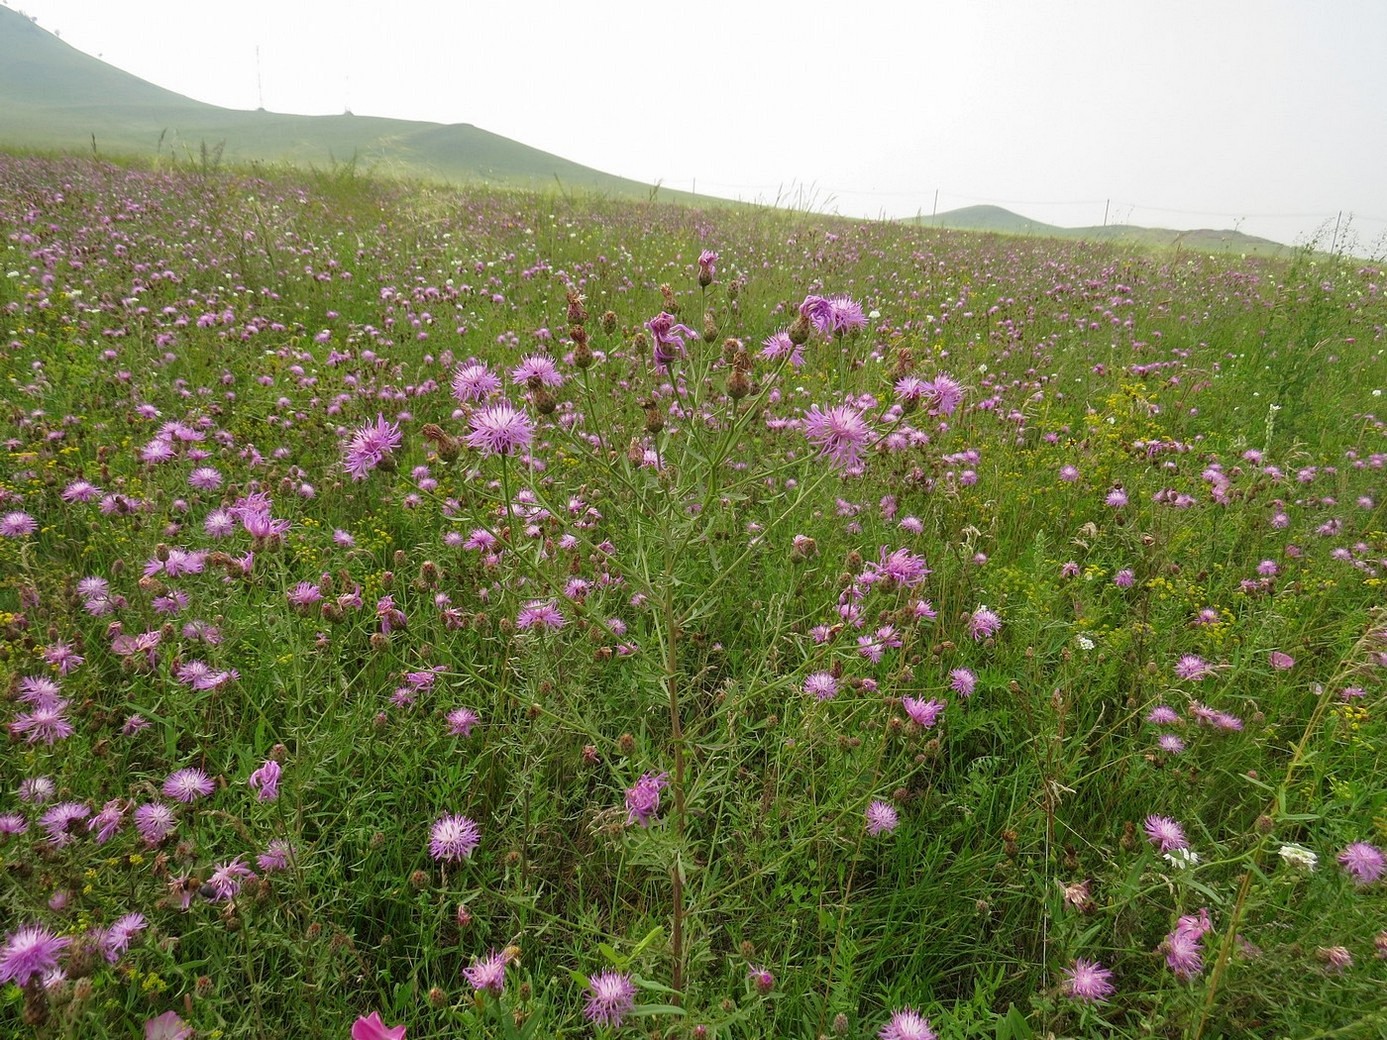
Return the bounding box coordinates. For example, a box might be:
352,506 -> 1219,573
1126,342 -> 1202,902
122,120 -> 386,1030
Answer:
342,413 -> 403,481
873,546 -> 930,587
760,330 -> 804,368
0,923 -> 71,985
1161,913 -> 1209,979
248,760 -> 281,802
516,599 -> 565,630
866,800 -> 899,835
584,969 -> 636,1028
134,802 -> 177,845
163,768 -> 214,803
9,702 -> 75,745
40,801 -> 90,846
430,814 -> 481,861
697,250 -> 718,286
1061,957 -> 1115,1003
466,401 -> 534,457
98,912 -> 146,962
1338,842 -> 1385,886
968,606 -> 1001,641
188,466 -> 223,491
463,948 -> 514,993
803,403 -> 871,470
205,857 -> 256,901
645,311 -> 698,370
625,771 -> 669,827
447,708 -> 479,737
878,1009 -> 936,1040
949,667 -> 977,697
801,293 -> 867,336
453,362 -> 501,403
1144,814 -> 1188,852
1105,487 -> 1129,509
257,839 -> 294,871
1173,655 -> 1214,681
804,672 -> 838,701
510,354 -> 564,388
88,799 -> 126,843
1268,650 -> 1295,670
0,511 -> 37,537
901,697 -> 946,728
921,374 -> 965,416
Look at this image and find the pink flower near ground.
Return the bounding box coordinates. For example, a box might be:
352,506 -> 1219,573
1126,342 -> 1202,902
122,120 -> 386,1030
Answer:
145,1010 -> 193,1040
352,1011 -> 406,1040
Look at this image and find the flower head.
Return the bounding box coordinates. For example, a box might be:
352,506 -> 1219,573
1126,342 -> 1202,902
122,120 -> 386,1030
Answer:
584,969 -> 637,1028
645,311 -> 698,370
466,401 -> 534,457
343,414 -> 403,481
0,923 -> 71,985
968,606 -> 1002,641
0,511 -> 37,537
1278,842 -> 1318,872
1338,842 -> 1385,886
446,708 -> 479,737
248,759 -> 281,802
1144,814 -> 1188,853
878,1009 -> 936,1040
625,772 -> 669,827
463,948 -> 515,993
430,814 -> 481,862
352,1011 -> 407,1040
453,362 -> 501,403
866,800 -> 899,836
901,697 -> 946,728
1061,957 -> 1115,1003
145,1010 -> 194,1040
697,250 -> 718,286
804,672 -> 838,701
163,768 -> 214,803
803,403 -> 871,470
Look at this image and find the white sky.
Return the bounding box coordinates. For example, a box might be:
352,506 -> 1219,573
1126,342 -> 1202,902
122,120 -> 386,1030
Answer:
8,0 -> 1387,250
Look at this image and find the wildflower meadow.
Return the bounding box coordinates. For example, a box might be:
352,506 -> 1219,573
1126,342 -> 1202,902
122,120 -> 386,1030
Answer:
1,154 -> 1384,1039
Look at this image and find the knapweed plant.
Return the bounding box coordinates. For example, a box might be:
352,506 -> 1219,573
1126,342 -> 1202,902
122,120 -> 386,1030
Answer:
0,154 -> 1384,1040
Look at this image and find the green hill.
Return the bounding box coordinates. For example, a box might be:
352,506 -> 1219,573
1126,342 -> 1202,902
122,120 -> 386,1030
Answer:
911,203 -> 1287,256
0,6 -> 685,200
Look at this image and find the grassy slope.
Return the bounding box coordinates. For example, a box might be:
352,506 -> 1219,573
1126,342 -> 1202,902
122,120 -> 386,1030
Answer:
910,204 -> 1290,256
0,6 -> 695,201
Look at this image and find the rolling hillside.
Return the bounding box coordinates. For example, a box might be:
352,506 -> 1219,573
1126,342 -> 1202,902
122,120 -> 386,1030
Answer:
911,204 -> 1288,255
0,6 -> 682,199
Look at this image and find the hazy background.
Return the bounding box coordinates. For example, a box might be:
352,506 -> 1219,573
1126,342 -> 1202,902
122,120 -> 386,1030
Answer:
7,0 -> 1385,250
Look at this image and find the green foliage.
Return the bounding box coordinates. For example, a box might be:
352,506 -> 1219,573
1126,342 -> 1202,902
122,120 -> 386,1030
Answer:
0,153 -> 1383,1040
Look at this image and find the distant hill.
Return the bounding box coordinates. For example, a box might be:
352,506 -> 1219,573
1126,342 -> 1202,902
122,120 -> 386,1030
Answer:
0,7 -> 1299,252
908,204 -> 1288,256
0,6 -> 688,200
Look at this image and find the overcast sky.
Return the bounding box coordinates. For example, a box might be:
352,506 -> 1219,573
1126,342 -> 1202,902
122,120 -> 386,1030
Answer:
8,0 -> 1386,250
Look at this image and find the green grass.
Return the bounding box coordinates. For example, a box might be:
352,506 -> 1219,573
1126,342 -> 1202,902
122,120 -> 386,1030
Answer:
0,152 -> 1383,1040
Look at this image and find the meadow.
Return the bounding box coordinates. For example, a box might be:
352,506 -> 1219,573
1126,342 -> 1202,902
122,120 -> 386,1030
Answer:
0,153 -> 1384,1040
